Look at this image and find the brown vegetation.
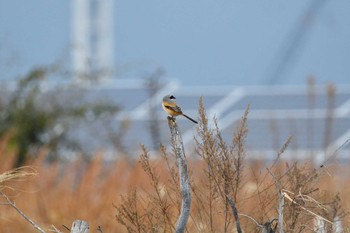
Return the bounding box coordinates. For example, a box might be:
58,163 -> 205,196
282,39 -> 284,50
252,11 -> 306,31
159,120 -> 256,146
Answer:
0,100 -> 349,232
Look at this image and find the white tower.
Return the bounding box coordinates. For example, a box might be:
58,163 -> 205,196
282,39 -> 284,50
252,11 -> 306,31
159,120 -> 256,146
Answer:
71,0 -> 114,85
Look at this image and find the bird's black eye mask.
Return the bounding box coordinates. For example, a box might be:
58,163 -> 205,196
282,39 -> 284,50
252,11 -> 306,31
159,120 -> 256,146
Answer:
169,95 -> 176,100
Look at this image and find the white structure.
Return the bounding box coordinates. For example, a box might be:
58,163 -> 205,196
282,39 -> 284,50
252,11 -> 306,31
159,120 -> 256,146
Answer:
71,0 -> 114,84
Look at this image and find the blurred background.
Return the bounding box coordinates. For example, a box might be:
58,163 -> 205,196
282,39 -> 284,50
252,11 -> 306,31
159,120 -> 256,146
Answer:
0,1 -> 350,232
1,0 -> 350,85
0,0 -> 349,165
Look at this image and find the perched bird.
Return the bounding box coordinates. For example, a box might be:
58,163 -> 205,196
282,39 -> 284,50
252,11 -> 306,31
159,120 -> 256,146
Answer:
162,95 -> 198,124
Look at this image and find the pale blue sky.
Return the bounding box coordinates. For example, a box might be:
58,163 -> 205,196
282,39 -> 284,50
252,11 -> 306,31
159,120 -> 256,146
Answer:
0,0 -> 349,86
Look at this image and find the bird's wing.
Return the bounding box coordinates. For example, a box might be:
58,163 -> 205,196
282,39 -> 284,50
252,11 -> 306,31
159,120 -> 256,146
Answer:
164,104 -> 183,114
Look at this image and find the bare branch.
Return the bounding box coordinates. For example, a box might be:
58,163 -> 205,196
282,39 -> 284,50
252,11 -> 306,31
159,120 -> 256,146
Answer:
267,169 -> 284,233
167,116 -> 191,233
226,194 -> 242,233
0,191 -> 45,233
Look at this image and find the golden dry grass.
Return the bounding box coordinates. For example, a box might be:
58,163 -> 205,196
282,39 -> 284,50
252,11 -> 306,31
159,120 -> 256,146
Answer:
0,149 -> 348,232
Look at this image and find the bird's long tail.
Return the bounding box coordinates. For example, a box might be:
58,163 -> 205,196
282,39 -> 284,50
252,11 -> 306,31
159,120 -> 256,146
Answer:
182,114 -> 198,124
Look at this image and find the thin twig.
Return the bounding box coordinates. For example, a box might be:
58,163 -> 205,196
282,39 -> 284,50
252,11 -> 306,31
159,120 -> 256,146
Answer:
48,225 -> 63,233
284,189 -> 328,212
0,191 -> 45,233
320,164 -> 333,177
62,225 -> 70,232
283,192 -> 333,225
321,138 -> 350,167
238,213 -> 263,228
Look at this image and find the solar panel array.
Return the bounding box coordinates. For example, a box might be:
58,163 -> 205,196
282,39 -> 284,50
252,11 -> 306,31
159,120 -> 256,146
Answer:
1,80 -> 349,162
60,81 -> 350,162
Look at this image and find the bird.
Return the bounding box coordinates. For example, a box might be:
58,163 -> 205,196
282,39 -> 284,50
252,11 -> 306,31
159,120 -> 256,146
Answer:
162,95 -> 198,124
